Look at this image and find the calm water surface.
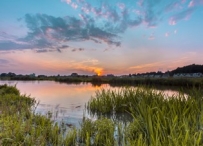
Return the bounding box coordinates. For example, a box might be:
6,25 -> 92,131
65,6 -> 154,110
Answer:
0,80 -> 181,127
0,80 -> 118,126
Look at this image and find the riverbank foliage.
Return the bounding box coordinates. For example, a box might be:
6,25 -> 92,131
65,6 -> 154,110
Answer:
0,84 -> 77,145
1,84 -> 203,145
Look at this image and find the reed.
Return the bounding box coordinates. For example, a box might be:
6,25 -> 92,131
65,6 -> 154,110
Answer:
88,86 -> 203,145
78,117 -> 115,146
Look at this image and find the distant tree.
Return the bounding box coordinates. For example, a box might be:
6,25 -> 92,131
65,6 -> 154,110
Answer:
0,73 -> 7,77
170,64 -> 203,75
8,72 -> 16,77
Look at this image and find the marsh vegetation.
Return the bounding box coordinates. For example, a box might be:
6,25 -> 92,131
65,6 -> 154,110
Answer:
1,84 -> 203,145
87,87 -> 203,145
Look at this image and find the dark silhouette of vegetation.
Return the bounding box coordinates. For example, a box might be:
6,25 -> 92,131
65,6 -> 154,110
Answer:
170,64 -> 203,75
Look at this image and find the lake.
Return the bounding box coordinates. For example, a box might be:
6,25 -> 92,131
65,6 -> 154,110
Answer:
0,80 -> 182,127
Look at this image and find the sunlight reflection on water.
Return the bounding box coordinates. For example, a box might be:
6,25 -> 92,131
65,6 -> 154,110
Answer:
0,80 -> 183,127
0,80 -> 111,127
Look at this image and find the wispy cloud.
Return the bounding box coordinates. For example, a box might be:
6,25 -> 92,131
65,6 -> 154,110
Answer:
35,49 -> 49,53
0,59 -> 10,68
188,0 -> 203,8
169,8 -> 194,25
0,59 -> 9,64
129,62 -> 165,73
148,34 -> 155,40
164,1 -> 180,12
0,41 -> 31,51
72,48 -> 84,52
117,3 -> 125,10
165,32 -> 169,37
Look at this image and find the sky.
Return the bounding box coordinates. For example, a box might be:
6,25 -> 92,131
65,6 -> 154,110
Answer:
0,0 -> 203,76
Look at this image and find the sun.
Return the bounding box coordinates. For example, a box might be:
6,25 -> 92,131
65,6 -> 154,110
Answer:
97,71 -> 101,76
94,68 -> 103,76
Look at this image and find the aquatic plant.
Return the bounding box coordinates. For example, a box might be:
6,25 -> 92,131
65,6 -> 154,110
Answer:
88,87 -> 203,145
78,117 -> 115,146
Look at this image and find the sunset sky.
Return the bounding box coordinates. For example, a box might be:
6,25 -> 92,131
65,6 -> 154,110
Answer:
0,0 -> 203,75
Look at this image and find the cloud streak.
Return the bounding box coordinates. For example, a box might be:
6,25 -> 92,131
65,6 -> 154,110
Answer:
169,8 -> 194,25
72,48 -> 84,52
0,59 -> 9,64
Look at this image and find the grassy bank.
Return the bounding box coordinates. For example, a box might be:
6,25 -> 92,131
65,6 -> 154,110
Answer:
0,84 -> 79,145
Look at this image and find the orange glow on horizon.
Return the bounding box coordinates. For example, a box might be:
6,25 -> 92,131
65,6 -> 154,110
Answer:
94,68 -> 103,76
2,50 -> 203,76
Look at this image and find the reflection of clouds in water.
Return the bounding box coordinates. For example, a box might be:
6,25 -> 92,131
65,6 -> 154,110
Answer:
35,102 -> 87,128
160,90 -> 188,100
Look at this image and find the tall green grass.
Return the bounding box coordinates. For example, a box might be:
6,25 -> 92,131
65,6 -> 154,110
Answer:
0,84 -> 78,145
87,87 -> 203,145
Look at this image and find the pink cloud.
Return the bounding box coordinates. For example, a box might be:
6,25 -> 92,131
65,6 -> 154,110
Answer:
117,3 -> 125,10
169,18 -> 176,25
188,0 -> 195,7
188,0 -> 203,7
71,3 -> 78,9
169,8 -> 193,25
92,7 -> 102,16
65,0 -> 71,4
81,7 -> 90,14
137,0 -> 144,7
133,9 -> 143,16
148,34 -> 155,40
165,32 -> 169,37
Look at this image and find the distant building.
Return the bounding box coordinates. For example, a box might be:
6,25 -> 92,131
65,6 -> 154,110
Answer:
71,73 -> 78,77
162,73 -> 170,78
173,73 -> 203,78
119,75 -> 129,78
107,74 -> 114,77
38,75 -> 47,78
29,73 -> 35,77
148,75 -> 154,78
192,73 -> 203,78
154,75 -> 161,78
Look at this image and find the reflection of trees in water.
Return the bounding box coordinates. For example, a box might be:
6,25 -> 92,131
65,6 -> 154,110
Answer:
107,84 -> 203,97
91,82 -> 102,87
151,85 -> 203,97
57,81 -> 82,85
